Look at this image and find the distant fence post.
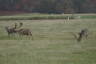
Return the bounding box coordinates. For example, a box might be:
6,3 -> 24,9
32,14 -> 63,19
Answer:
67,16 -> 69,21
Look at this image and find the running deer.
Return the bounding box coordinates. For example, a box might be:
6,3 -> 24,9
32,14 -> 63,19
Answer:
71,28 -> 88,42
77,29 -> 88,42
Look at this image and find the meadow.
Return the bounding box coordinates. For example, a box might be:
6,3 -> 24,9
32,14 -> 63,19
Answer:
0,13 -> 96,20
0,14 -> 96,64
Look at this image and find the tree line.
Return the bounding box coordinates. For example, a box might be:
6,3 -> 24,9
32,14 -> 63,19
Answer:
0,0 -> 96,13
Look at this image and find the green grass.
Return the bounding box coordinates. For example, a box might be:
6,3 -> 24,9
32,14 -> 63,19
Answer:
0,19 -> 96,64
0,13 -> 96,20
0,14 -> 72,20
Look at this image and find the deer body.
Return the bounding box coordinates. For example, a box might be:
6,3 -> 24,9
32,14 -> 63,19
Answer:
5,23 -> 17,36
17,28 -> 32,36
5,27 -> 16,34
77,29 -> 88,42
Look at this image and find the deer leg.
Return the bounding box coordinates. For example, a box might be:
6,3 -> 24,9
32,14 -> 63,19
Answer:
30,34 -> 33,40
77,33 -> 83,42
77,36 -> 82,42
7,33 -> 10,36
30,33 -> 33,40
85,34 -> 88,39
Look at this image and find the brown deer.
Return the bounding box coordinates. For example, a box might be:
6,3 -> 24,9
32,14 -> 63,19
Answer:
71,28 -> 88,42
77,29 -> 88,42
5,23 -> 18,36
15,22 -> 33,39
5,22 -> 33,39
17,28 -> 32,36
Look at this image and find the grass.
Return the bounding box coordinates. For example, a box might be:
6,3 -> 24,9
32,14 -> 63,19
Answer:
0,14 -> 71,20
0,19 -> 96,64
0,13 -> 96,20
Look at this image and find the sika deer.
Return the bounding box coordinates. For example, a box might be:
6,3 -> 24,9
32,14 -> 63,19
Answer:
71,28 -> 88,42
5,23 -> 17,36
77,29 -> 88,42
16,22 -> 33,39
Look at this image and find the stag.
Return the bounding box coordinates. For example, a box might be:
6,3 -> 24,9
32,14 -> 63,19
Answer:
17,28 -> 32,36
5,22 -> 33,39
5,23 -> 17,36
15,22 -> 33,39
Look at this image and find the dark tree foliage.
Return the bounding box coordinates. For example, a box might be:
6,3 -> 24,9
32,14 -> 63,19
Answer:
0,0 -> 96,13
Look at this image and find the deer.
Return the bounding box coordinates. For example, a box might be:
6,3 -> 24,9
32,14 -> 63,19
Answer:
77,29 -> 88,42
5,22 -> 33,39
71,28 -> 88,42
15,22 -> 33,39
5,23 -> 18,36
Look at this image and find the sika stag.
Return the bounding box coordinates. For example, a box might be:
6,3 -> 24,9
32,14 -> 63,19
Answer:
5,23 -> 17,36
16,22 -> 33,39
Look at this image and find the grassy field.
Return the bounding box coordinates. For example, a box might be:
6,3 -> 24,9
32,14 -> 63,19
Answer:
0,19 -> 96,64
0,13 -> 96,20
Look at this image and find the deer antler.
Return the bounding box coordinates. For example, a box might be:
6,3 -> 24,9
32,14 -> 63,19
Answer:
19,22 -> 23,28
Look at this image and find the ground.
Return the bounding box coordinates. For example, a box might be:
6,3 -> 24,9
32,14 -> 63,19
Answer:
0,19 -> 96,64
